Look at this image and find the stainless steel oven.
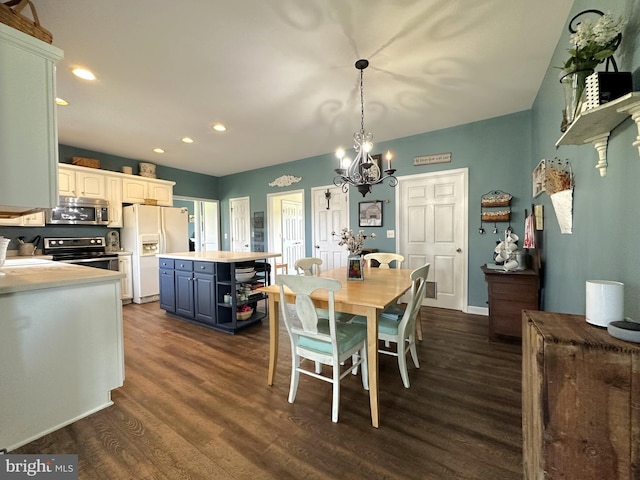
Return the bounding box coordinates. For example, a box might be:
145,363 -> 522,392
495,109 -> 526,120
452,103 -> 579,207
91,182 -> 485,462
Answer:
44,237 -> 119,271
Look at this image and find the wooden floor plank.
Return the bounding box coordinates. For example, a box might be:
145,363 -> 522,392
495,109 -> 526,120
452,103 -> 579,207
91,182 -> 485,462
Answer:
14,303 -> 523,480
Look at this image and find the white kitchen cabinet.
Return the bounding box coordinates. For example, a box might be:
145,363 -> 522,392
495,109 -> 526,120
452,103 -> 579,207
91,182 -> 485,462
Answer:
105,173 -> 123,227
0,211 -> 45,227
0,23 -> 63,217
118,252 -> 133,303
122,177 -> 174,206
58,164 -> 105,199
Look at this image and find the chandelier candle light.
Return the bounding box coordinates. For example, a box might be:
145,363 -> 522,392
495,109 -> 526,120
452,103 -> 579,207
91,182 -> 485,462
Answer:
334,59 -> 398,197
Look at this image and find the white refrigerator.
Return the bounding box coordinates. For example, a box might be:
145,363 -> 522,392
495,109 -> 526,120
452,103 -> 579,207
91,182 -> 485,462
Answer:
122,204 -> 189,304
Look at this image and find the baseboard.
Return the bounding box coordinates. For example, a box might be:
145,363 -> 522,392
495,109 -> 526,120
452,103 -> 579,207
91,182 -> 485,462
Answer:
467,305 -> 488,316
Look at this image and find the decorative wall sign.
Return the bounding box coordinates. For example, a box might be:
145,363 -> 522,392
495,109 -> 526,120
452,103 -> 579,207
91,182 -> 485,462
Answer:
413,152 -> 451,166
268,175 -> 302,187
532,159 -> 546,197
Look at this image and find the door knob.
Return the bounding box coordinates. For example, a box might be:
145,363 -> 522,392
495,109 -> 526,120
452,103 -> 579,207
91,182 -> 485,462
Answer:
315,245 -> 320,249
456,248 -> 462,253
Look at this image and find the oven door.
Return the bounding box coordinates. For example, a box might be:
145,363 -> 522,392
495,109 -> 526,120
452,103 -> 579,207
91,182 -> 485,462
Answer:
60,257 -> 119,271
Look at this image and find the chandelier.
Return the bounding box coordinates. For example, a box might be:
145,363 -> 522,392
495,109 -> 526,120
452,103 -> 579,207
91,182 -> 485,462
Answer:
333,59 -> 397,197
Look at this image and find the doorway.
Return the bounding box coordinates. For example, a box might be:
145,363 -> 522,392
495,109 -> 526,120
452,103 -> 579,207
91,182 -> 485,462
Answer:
397,168 -> 468,311
173,196 -> 220,252
267,190 -> 304,276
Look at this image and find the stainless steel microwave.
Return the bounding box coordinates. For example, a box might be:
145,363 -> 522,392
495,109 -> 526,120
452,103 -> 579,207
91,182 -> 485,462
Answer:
46,196 -> 110,225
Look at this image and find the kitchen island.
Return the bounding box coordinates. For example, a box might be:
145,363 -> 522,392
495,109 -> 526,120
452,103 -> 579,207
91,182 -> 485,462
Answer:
0,258 -> 125,451
158,251 -> 280,334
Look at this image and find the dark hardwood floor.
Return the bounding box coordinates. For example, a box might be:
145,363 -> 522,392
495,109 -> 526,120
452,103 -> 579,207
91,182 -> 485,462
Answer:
15,303 -> 523,479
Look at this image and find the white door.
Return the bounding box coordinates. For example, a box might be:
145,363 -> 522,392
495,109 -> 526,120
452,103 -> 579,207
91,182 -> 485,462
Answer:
281,199 -> 305,270
398,168 -> 468,311
200,201 -> 219,251
312,186 -> 349,271
230,196 -> 251,252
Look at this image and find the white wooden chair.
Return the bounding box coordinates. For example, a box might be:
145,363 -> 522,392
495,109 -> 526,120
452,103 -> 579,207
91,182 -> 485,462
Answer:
363,252 -> 404,269
275,274 -> 369,422
294,257 -> 323,276
352,263 -> 429,388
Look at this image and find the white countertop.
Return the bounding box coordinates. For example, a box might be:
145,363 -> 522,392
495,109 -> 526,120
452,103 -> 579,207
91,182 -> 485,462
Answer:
158,251 -> 281,263
0,258 -> 124,294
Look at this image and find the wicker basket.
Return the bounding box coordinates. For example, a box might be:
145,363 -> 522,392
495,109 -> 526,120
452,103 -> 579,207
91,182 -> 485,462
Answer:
481,211 -> 510,222
71,157 -> 101,169
237,308 -> 254,321
143,198 -> 158,206
0,0 -> 52,44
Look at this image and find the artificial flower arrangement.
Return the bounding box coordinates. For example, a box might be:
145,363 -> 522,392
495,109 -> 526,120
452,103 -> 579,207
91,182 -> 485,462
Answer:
333,228 -> 376,255
562,11 -> 625,74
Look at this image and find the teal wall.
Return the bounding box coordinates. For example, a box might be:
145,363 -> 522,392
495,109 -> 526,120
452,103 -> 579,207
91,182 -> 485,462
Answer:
218,111 -> 532,309
530,0 -> 640,319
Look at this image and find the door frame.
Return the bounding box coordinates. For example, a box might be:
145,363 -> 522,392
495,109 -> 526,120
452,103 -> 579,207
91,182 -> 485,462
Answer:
395,168 -> 469,313
267,189 -> 305,274
173,195 -> 220,252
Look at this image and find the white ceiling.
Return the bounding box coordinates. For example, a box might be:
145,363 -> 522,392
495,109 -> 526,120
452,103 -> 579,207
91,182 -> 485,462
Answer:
33,0 -> 574,177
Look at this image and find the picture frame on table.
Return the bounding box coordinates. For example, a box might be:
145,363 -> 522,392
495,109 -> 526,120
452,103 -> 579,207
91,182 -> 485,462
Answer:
347,256 -> 365,281
359,200 -> 383,227
532,159 -> 546,197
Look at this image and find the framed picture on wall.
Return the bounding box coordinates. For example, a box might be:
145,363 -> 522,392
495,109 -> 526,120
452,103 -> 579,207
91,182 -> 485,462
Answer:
359,200 -> 383,227
532,159 -> 546,197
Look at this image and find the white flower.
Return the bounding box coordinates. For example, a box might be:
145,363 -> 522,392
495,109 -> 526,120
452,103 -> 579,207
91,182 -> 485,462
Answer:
333,228 -> 376,255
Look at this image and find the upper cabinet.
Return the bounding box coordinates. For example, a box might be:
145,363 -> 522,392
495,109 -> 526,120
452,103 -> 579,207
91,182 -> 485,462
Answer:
58,165 -> 106,199
0,23 -> 63,218
122,176 -> 174,206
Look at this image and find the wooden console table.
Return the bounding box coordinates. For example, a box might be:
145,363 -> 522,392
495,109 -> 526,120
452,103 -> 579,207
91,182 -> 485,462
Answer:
522,310 -> 640,479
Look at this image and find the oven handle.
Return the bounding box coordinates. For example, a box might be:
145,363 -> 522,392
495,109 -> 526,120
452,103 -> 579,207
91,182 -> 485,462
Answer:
59,257 -> 118,266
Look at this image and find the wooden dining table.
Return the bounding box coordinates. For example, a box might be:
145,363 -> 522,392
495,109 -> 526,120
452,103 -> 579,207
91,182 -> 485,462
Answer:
259,266 -> 413,428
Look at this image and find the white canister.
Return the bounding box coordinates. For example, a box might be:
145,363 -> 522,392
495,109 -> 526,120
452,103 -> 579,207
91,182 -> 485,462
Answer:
586,280 -> 624,327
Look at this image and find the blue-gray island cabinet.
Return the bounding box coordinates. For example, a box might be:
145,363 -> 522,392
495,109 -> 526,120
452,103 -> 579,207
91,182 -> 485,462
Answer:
158,251 -> 281,334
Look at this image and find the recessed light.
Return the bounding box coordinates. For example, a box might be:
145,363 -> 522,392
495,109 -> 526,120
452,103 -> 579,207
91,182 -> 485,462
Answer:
181,137 -> 194,144
56,97 -> 69,106
212,123 -> 227,132
72,68 -> 96,80
153,148 -> 165,154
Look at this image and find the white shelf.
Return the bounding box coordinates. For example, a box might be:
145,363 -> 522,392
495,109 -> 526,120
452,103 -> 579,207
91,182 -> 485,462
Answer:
556,92 -> 640,177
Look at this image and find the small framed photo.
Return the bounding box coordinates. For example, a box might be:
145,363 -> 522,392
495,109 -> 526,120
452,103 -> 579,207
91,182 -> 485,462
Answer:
347,256 -> 365,281
532,159 -> 546,197
359,200 -> 383,227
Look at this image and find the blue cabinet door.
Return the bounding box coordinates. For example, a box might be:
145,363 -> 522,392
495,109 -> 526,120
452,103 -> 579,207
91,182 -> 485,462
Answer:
159,268 -> 175,312
194,272 -> 215,324
175,270 -> 194,318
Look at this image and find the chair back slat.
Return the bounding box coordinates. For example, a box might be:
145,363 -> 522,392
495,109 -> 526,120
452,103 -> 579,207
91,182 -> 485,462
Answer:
294,257 -> 323,276
363,253 -> 404,269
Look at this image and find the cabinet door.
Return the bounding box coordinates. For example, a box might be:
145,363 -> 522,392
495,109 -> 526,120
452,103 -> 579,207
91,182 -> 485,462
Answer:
58,167 -> 76,197
105,175 -> 123,227
148,181 -> 173,206
0,23 -> 63,212
122,178 -> 148,204
118,254 -> 133,300
22,211 -> 45,226
159,268 -> 175,312
175,270 -> 194,318
76,171 -> 106,198
194,272 -> 215,324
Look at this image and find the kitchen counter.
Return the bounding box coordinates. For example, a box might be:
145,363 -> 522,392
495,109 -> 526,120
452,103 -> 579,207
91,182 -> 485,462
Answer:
158,250 -> 281,262
0,258 -> 124,295
1,258 -> 125,451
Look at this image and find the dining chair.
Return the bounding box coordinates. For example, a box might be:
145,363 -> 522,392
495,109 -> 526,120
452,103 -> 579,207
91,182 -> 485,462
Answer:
275,274 -> 369,423
363,252 -> 404,269
352,263 -> 429,388
294,257 -> 323,276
